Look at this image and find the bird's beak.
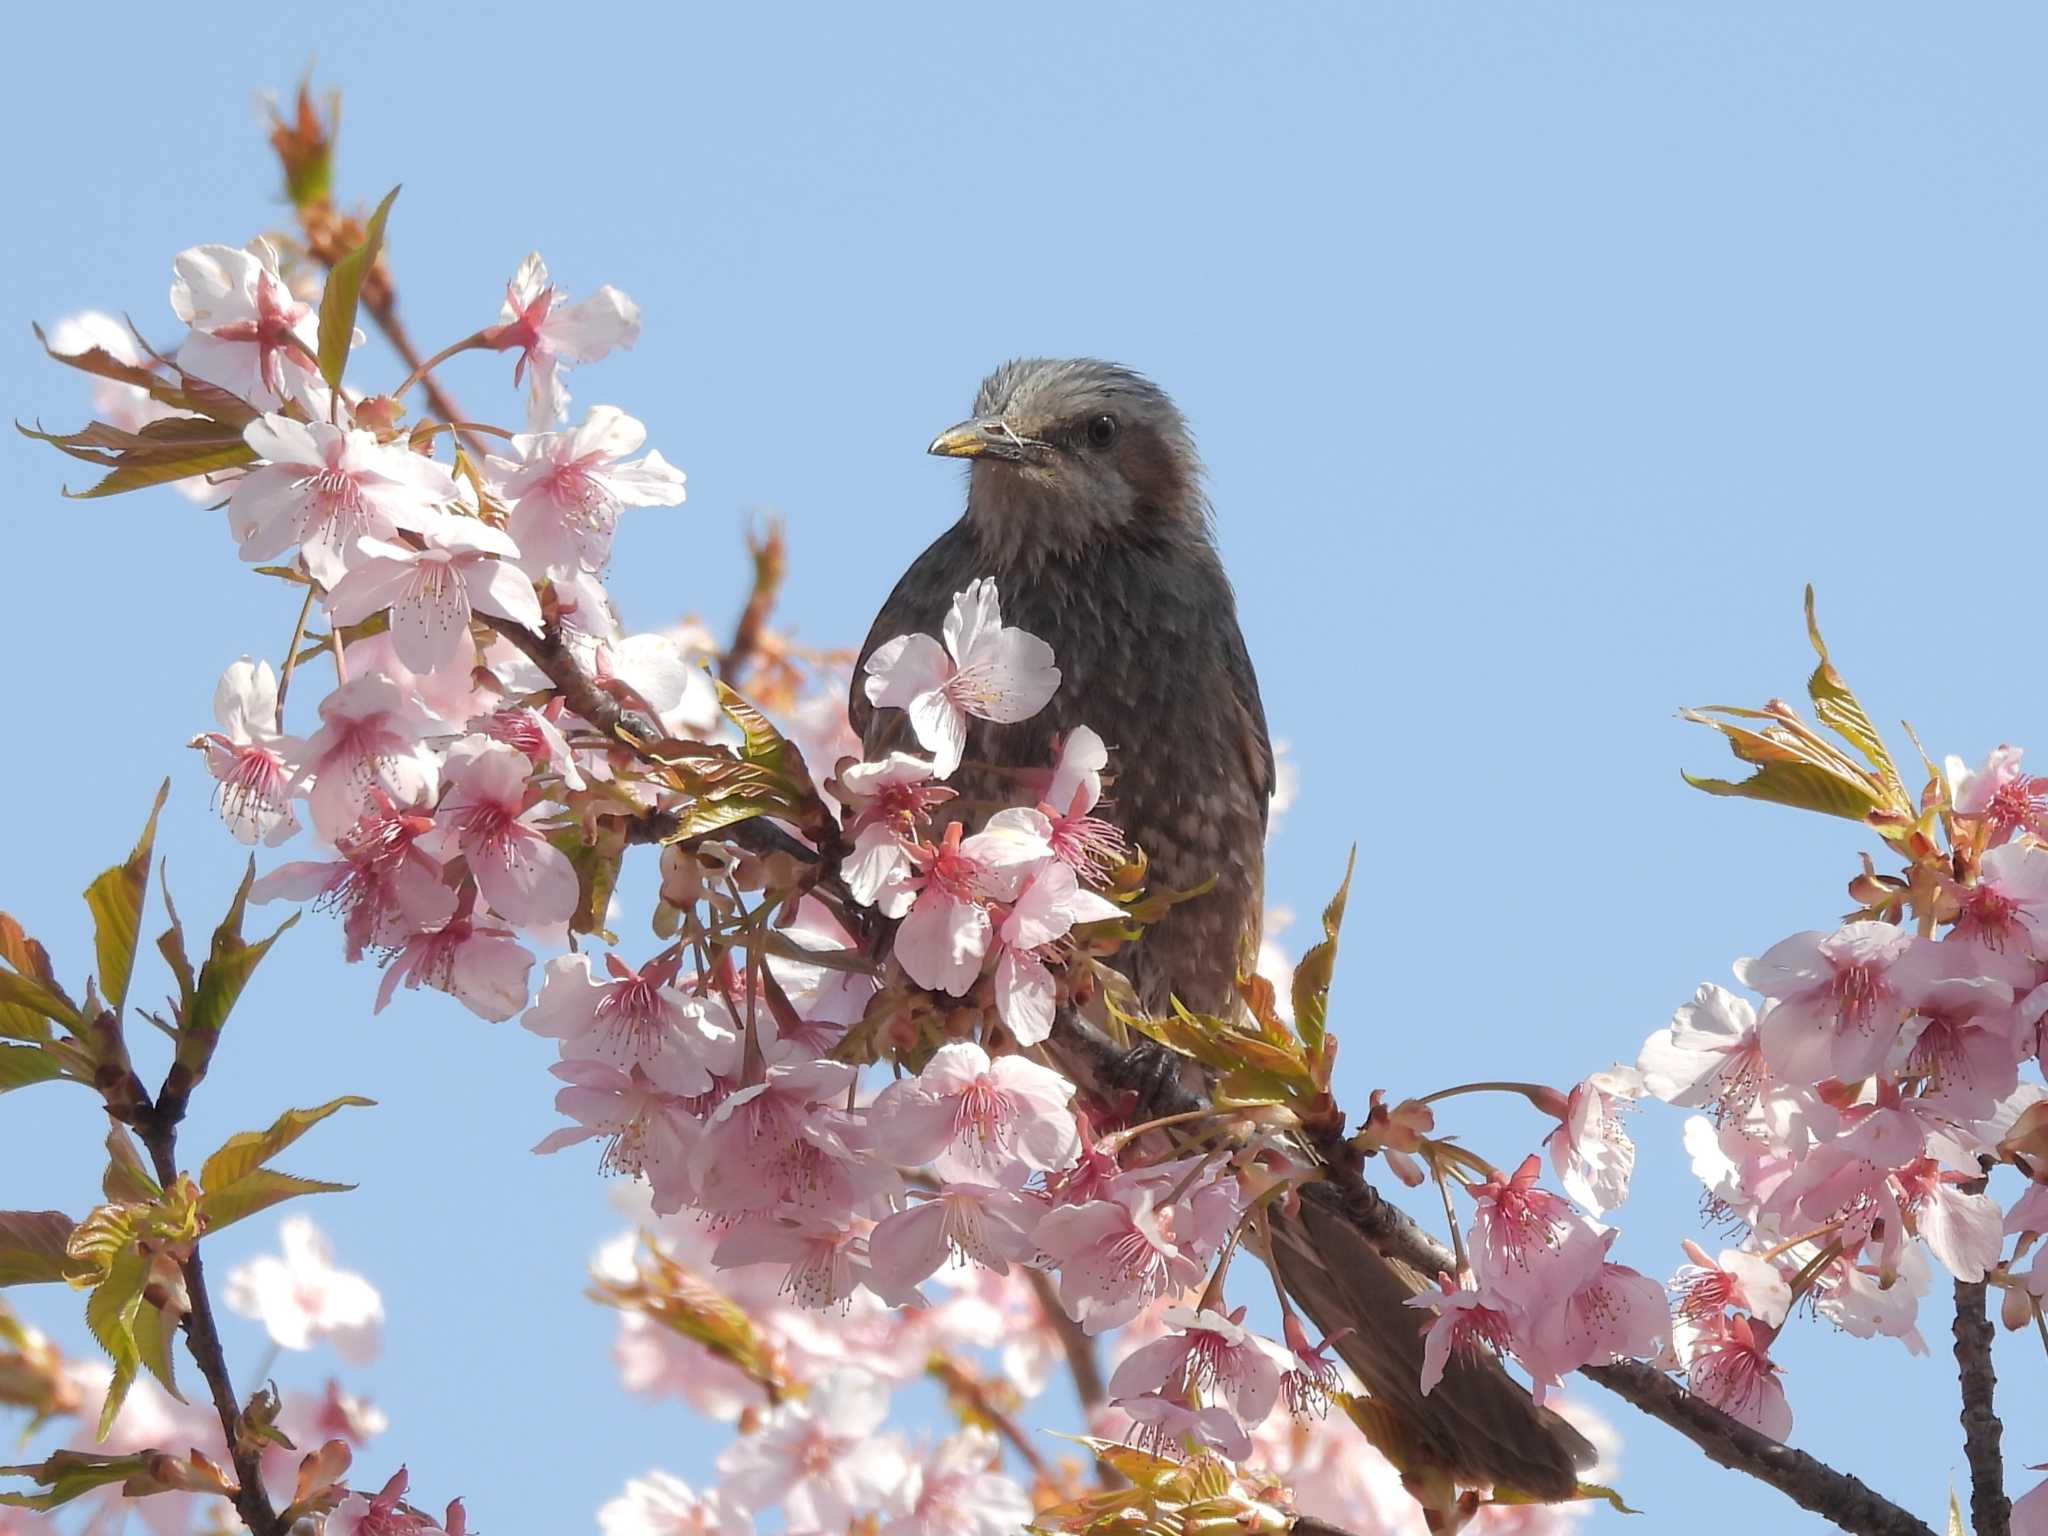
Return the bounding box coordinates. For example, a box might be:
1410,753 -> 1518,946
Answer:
927,415 -> 1038,463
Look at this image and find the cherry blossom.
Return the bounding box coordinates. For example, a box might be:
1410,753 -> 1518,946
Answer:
230,416 -> 457,585
865,1183 -> 1041,1295
1463,1154 -> 1605,1315
1678,1313 -> 1790,1440
714,1370 -> 906,1530
200,657 -> 302,846
424,737 -> 579,927
862,579 -> 1060,777
1954,841 -> 2048,958
170,239 -> 330,410
992,857 -> 1123,1045
1742,922 -> 1938,1084
479,703 -> 587,790
879,1430 -> 1032,1536
1637,982 -> 1770,1117
490,405 -> 685,578
374,911 -> 534,1022
535,1059 -> 698,1202
1042,725 -> 1128,878
1888,1157 -> 2004,1281
713,1219 -> 871,1312
692,1060 -> 874,1220
1950,744 -> 2048,846
1670,1240 -> 1791,1328
1035,1186 -> 1204,1334
1109,1305 -> 1284,1429
326,517 -> 543,677
599,1472 -> 752,1536
524,953 -> 738,1096
252,790 -> 454,961
1543,1067 -> 1640,1216
484,252 -> 642,430
221,1216 -> 382,1364
1405,1274 -> 1516,1396
2014,1468 -> 2048,1536
1517,1238 -> 1667,1392
326,1468 -> 463,1536
293,675 -> 444,843
869,1042 -> 1079,1182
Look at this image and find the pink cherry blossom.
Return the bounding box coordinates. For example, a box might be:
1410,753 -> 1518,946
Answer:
230,416 -> 456,586
1680,1313 -> 1791,1440
425,736 -> 579,927
326,1469 -> 462,1536
200,657 -> 302,846
1811,1244 -> 1931,1350
1404,1273 -> 1516,1396
294,675 -> 444,843
1034,1187 -> 1204,1334
222,1216 -> 382,1364
478,703 -> 587,789
880,810 -> 1059,993
713,1218 -> 869,1312
524,953 -> 738,1097
1543,1067 -> 1640,1216
326,517 -> 543,677
1900,971 -> 2025,1117
1043,725 -> 1128,878
1670,1240 -> 1792,1328
692,1060 -> 874,1220
879,1430 -> 1032,1536
1951,744 -> 2048,846
483,252 -> 642,430
490,405 -> 685,578
1743,922 -> 1937,1084
992,857 -> 1123,1046
535,1059 -> 698,1204
2014,1468 -> 2048,1536
1118,1393 -> 1254,1461
865,1183 -> 1041,1295
1889,1157 -> 2004,1281
1109,1305 -> 1284,1429
1637,982 -> 1771,1117
252,791 -> 454,961
1463,1154 -> 1606,1315
1954,841 -> 2048,958
1517,1238 -> 1668,1391
862,579 -> 1060,778
839,751 -> 954,832
870,1042 -> 1080,1181
714,1370 -> 906,1530
375,911 -> 534,1022
170,239 -> 328,409
599,1472 -> 752,1536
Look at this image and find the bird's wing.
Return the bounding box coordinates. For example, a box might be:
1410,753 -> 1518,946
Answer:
1267,1183 -> 1597,1500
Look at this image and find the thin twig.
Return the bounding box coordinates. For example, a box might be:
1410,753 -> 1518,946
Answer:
720,519 -> 785,684
136,1116 -> 283,1536
1952,1278 -> 2010,1536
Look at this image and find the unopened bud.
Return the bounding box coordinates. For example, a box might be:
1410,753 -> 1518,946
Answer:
353,395 -> 404,432
2000,1280 -> 2036,1332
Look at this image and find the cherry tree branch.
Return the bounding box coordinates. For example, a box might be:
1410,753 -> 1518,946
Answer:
1952,1277 -> 2010,1536
1047,1010 -> 1937,1536
133,1108 -> 283,1536
1025,1266 -> 1106,1411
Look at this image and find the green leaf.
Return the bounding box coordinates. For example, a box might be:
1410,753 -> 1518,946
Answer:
180,861 -> 298,1080
0,915 -> 70,1043
101,1128 -> 160,1205
1948,1488 -> 1965,1536
1803,586 -> 1907,808
1680,762 -> 1882,821
0,1046 -> 63,1094
1487,1480 -> 1641,1516
26,416 -> 260,500
130,1298 -> 181,1402
0,971 -> 83,1036
83,781 -> 168,1015
316,185 -> 399,389
0,1211 -> 79,1286
553,825 -> 623,943
156,880 -> 195,1021
84,1245 -> 149,1438
0,1449 -> 161,1511
1289,847 -> 1355,1063
199,1096 -> 373,1196
199,1168 -> 353,1233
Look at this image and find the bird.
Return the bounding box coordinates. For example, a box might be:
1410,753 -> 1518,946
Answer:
850,357 -> 1595,1500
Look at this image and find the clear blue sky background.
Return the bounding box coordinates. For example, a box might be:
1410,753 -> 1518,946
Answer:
5,5 -> 2046,1532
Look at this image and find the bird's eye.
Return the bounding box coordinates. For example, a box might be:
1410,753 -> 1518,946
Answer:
1085,413 -> 1119,449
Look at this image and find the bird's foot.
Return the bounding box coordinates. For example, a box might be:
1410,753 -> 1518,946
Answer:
1107,1039 -> 1199,1124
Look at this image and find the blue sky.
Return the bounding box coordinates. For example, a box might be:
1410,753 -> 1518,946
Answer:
5,4 -> 2047,1531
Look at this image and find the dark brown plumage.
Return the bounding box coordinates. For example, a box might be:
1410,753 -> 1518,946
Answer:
850,358 -> 1270,1016
852,358 -> 1593,1500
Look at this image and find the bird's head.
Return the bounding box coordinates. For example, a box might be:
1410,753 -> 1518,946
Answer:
930,357 -> 1209,561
